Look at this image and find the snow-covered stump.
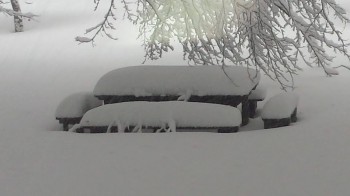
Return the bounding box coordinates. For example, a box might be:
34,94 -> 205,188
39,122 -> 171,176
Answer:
261,92 -> 299,129
248,86 -> 267,118
55,92 -> 103,131
74,101 -> 242,133
93,66 -> 260,126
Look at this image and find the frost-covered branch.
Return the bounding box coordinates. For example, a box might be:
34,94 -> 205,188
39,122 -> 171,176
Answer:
1,0 -> 37,32
334,65 -> 350,70
75,0 -> 118,44
0,6 -> 36,18
78,0 -> 350,88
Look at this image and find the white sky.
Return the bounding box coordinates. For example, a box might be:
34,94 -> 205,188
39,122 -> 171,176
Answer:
338,0 -> 350,9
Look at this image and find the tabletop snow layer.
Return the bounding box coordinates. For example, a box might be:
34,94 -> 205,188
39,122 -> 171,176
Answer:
93,65 -> 260,97
248,85 -> 267,100
261,92 -> 299,119
79,101 -> 242,131
55,92 -> 103,118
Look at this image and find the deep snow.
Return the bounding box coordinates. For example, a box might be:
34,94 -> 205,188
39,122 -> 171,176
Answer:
93,65 -> 260,96
261,92 -> 298,119
55,92 -> 102,118
1,0 -> 350,196
78,101 -> 242,132
248,85 -> 267,100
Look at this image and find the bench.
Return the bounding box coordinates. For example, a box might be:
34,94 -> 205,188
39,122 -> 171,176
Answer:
261,92 -> 298,129
93,65 -> 260,126
73,101 -> 242,133
248,85 -> 267,118
55,92 -> 103,131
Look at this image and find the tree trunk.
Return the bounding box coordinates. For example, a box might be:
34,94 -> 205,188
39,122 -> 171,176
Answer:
10,0 -> 23,32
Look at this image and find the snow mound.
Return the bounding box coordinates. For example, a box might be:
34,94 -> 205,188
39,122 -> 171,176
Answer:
93,65 -> 260,97
79,101 -> 242,132
261,92 -> 299,119
248,85 -> 267,100
55,92 -> 103,118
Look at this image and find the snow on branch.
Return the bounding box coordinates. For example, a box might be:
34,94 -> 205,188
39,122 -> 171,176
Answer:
0,4 -> 37,20
334,65 -> 350,70
75,0 -> 118,44
78,0 -> 350,89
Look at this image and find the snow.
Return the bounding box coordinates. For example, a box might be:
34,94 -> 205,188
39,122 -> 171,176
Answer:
75,36 -> 92,43
93,65 -> 260,97
55,92 -> 103,118
261,92 -> 299,119
324,66 -> 340,75
248,85 -> 267,100
1,0 -> 350,196
78,101 -> 242,132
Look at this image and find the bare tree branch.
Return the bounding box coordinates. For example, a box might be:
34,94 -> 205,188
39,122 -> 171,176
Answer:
0,4 -> 37,19
334,65 -> 350,70
75,0 -> 117,44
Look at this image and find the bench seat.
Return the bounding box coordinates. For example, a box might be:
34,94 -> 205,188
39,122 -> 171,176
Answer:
261,92 -> 298,129
55,92 -> 103,131
76,126 -> 239,133
73,101 -> 242,133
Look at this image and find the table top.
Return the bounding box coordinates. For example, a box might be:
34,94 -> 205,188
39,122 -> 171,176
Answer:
94,65 -> 260,97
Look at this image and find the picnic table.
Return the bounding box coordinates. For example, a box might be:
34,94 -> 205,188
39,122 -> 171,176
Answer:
93,65 -> 260,126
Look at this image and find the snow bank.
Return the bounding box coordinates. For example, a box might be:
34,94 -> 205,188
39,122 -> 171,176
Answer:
79,101 -> 242,132
93,65 -> 260,97
248,85 -> 267,100
261,92 -> 299,119
55,92 -> 103,118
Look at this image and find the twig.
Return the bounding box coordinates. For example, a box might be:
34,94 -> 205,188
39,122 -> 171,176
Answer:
334,65 -> 350,70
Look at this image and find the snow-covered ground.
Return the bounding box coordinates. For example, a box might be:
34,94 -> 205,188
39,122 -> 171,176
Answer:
1,0 -> 350,195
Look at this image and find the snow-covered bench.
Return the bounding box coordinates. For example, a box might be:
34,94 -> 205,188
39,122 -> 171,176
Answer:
93,65 -> 260,126
261,92 -> 299,129
248,85 -> 267,118
55,92 -> 103,131
73,101 -> 242,133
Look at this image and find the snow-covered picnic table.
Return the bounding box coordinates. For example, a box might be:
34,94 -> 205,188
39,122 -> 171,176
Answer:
93,65 -> 260,125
